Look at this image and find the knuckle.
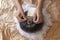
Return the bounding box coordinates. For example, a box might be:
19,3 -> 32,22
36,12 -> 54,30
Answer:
16,14 -> 19,17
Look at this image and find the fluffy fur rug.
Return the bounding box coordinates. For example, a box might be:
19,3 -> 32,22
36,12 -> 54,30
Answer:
15,4 -> 52,40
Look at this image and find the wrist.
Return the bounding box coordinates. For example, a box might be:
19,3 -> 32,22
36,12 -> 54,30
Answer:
37,0 -> 44,11
36,7 -> 42,12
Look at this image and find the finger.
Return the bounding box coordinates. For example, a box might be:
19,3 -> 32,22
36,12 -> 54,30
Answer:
34,16 -> 43,24
33,18 -> 39,24
19,18 -> 27,22
36,14 -> 43,24
33,13 -> 36,22
34,12 -> 42,24
20,19 -> 26,22
16,15 -> 26,22
22,15 -> 27,21
19,12 -> 26,20
39,16 -> 43,23
34,13 -> 40,24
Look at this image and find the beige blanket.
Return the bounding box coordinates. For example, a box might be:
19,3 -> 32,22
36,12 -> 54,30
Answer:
0,0 -> 28,40
0,0 -> 60,40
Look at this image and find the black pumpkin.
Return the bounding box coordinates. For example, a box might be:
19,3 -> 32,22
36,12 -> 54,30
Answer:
20,11 -> 44,33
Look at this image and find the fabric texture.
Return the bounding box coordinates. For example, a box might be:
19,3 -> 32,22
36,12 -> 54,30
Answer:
0,0 -> 28,40
0,0 -> 60,40
16,3 -> 52,40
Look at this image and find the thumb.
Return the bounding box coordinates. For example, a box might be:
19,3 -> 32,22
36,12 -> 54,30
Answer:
33,13 -> 36,22
22,14 -> 27,20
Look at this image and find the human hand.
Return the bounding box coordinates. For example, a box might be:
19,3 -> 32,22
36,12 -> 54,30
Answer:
33,9 -> 43,24
16,11 -> 27,23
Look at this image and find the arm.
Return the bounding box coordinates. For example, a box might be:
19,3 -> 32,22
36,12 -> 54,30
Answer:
15,0 -> 26,22
15,0 -> 24,15
33,0 -> 44,24
37,0 -> 44,11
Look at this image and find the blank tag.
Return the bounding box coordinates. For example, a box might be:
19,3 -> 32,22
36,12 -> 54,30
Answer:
27,7 -> 36,17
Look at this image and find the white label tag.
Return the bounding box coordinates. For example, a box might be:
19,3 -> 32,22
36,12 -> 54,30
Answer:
27,7 -> 36,17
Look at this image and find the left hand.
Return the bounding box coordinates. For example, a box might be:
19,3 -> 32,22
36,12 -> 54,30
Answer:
33,9 -> 43,24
